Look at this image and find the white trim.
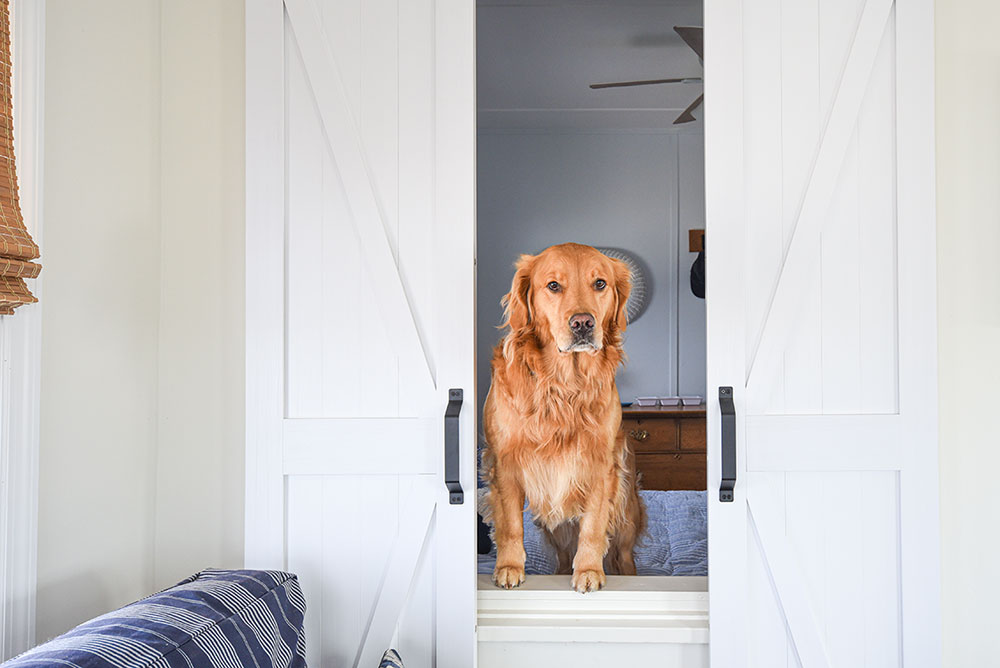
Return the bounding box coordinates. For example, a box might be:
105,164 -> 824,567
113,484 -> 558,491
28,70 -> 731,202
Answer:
0,0 -> 43,659
894,0 -> 942,663
244,0 -> 285,569
703,0 -> 748,665
477,575 -> 708,645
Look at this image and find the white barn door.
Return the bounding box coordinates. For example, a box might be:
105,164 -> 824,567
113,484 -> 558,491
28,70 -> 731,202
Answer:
245,1 -> 476,667
705,0 -> 939,666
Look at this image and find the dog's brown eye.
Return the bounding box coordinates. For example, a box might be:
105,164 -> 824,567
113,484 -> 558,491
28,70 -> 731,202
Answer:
594,279 -> 607,290
547,281 -> 561,292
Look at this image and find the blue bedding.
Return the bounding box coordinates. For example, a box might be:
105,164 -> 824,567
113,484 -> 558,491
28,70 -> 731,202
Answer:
478,490 -> 707,576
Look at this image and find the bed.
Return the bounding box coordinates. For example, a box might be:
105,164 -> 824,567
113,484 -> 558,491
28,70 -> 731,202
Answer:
478,489 -> 707,577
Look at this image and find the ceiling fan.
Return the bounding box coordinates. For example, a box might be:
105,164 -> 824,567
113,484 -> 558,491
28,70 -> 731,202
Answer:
589,26 -> 704,125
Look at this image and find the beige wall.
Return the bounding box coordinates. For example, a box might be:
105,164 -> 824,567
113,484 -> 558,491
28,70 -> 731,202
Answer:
936,1 -> 1000,665
153,0 -> 245,588
37,0 -> 244,638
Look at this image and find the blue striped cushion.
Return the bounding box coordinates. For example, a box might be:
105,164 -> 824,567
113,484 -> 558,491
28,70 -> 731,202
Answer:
3,569 -> 307,668
379,649 -> 404,668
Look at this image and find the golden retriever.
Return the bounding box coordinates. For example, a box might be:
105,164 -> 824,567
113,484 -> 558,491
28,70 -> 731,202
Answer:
482,242 -> 646,593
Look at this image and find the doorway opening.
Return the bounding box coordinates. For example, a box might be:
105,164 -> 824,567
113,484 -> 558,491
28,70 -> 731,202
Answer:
474,0 -> 708,659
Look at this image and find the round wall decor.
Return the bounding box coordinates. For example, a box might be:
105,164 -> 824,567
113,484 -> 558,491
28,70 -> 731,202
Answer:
597,247 -> 649,324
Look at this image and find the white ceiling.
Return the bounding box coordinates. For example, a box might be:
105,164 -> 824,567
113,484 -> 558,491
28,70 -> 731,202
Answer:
477,0 -> 704,130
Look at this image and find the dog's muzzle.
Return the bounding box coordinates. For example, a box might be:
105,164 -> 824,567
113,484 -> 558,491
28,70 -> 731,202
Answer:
564,313 -> 598,352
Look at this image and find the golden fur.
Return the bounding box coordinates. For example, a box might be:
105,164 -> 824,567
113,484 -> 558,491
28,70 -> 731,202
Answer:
482,242 -> 646,593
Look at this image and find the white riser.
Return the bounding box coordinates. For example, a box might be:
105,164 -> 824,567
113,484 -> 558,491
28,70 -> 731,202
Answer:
477,575 -> 709,667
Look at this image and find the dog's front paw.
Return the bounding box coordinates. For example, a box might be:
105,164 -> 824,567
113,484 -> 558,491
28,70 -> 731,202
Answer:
493,565 -> 525,589
572,568 -> 605,594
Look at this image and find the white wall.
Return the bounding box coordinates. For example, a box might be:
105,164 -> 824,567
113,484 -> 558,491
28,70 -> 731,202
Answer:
36,0 -> 244,639
476,130 -> 706,414
935,1 -> 1000,665
153,0 -> 245,588
37,1 -> 161,639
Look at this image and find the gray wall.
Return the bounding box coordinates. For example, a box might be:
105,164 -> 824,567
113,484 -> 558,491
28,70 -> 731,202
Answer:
476,130 -> 706,414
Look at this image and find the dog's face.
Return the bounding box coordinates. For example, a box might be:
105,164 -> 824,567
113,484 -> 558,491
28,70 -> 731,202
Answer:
503,243 -> 631,353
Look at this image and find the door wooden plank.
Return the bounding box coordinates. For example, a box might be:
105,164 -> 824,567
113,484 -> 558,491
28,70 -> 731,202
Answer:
356,492 -> 435,668
747,0 -> 894,403
284,0 -> 434,390
748,491 -> 833,668
860,471 -> 901,667
324,477 -> 366,667
857,19 -> 899,415
285,36 -> 326,418
823,474 -> 866,667
359,476 -> 401,667
285,477 -> 325,664
397,0 -> 437,418
820,131 -> 863,414
321,0 -> 361,117
783,473 -> 825,666
360,0 -> 399,260
747,473 -> 792,668
816,0 -> 868,407
743,0 -> 786,414
776,0 -> 823,417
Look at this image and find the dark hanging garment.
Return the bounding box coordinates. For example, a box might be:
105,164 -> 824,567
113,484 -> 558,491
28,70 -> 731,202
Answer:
690,245 -> 705,299
478,514 -> 493,554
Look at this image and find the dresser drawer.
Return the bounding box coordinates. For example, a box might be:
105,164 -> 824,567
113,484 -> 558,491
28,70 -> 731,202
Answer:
636,453 -> 707,491
679,419 -> 707,451
621,417 -> 677,453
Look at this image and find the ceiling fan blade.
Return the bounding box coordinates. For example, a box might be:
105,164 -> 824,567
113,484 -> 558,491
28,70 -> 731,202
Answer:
673,93 -> 704,124
673,26 -> 704,60
590,77 -> 690,90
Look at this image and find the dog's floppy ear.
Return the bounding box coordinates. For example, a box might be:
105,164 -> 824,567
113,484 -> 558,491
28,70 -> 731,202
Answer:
610,257 -> 632,333
501,254 -> 535,332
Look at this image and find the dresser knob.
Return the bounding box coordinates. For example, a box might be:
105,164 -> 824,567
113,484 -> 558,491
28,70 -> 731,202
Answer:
629,429 -> 650,442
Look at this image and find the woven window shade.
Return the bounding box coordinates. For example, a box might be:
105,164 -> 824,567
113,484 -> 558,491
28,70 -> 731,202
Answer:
0,0 -> 38,315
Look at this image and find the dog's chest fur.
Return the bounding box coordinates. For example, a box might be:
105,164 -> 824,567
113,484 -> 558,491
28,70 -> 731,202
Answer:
489,357 -> 621,527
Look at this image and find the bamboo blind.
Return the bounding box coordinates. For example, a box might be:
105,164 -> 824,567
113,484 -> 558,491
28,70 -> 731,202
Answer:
0,0 -> 38,314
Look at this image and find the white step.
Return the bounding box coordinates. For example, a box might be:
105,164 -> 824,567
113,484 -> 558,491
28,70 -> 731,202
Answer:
477,575 -> 709,668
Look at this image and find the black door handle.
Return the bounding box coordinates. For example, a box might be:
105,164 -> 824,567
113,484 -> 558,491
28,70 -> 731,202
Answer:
719,386 -> 736,502
445,388 -> 464,505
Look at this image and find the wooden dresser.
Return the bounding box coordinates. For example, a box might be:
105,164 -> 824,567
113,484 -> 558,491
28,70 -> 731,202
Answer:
620,405 -> 707,491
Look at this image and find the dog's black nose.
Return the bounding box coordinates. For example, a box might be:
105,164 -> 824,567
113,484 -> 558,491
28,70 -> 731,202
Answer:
569,313 -> 595,334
